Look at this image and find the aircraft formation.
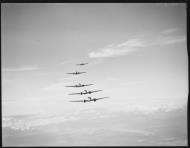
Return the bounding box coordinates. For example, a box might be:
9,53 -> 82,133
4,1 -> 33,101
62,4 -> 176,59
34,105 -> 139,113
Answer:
66,62 -> 109,103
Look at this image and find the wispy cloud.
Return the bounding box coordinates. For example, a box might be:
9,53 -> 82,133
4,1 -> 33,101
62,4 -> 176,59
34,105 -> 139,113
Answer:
88,29 -> 186,58
123,129 -> 154,136
89,38 -> 145,58
157,35 -> 186,45
2,114 -> 76,131
161,28 -> 178,35
2,104 -> 186,132
2,65 -> 39,72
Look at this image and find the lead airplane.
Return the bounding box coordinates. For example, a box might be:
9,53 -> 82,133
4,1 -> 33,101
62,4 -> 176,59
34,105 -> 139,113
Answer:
65,83 -> 94,88
69,97 -> 109,103
68,89 -> 102,95
76,63 -> 88,66
66,71 -> 86,75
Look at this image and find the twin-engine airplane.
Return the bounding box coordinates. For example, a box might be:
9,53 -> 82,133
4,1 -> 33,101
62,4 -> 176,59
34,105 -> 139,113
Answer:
65,83 -> 94,87
70,97 -> 109,103
68,90 -> 102,95
76,63 -> 88,66
66,71 -> 86,75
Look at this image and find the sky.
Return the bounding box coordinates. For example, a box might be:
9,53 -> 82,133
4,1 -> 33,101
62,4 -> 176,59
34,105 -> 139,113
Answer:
1,3 -> 188,146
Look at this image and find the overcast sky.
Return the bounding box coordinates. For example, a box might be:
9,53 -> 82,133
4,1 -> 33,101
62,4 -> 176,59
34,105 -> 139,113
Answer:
2,3 -> 187,115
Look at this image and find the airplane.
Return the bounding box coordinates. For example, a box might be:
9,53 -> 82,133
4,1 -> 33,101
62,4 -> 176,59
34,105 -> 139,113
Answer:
87,97 -> 109,102
65,83 -> 94,87
69,99 -> 90,103
66,71 -> 86,75
69,97 -> 109,103
76,63 -> 88,66
68,89 -> 103,95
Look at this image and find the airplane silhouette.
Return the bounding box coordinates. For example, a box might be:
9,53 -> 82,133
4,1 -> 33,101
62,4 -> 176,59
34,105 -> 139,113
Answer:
76,63 -> 88,66
65,83 -> 94,87
69,97 -> 109,103
66,71 -> 86,75
68,89 -> 102,95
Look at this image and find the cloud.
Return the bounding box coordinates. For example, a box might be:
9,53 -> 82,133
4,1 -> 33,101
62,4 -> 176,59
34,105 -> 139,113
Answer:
123,129 -> 153,136
161,28 -> 178,34
2,115 -> 73,131
156,35 -> 186,45
89,38 -> 145,58
88,29 -> 186,58
2,103 -> 186,134
2,65 -> 39,72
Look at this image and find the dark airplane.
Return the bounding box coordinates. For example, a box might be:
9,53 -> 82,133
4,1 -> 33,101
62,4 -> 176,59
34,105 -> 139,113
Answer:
65,83 -> 94,88
76,63 -> 88,66
68,89 -> 103,95
87,97 -> 109,102
69,99 -> 90,103
69,97 -> 109,103
66,71 -> 86,75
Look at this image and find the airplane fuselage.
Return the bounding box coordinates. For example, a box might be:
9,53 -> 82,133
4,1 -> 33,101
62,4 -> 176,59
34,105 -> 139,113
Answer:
83,99 -> 91,103
77,63 -> 88,66
71,72 -> 86,75
83,99 -> 97,102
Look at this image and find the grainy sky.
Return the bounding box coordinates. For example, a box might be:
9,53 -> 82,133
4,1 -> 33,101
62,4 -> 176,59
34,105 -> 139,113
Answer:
1,3 -> 188,146
2,3 -> 187,116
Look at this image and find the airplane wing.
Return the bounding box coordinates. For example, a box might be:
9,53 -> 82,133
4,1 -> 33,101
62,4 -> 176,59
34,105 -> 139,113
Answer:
65,85 -> 76,87
91,90 -> 103,93
68,92 -> 81,95
69,100 -> 84,102
76,63 -> 88,65
79,72 -> 86,74
66,72 -> 75,74
84,84 -> 94,86
95,97 -> 109,100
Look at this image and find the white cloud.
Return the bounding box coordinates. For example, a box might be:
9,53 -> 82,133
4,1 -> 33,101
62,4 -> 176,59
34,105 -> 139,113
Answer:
2,65 -> 39,72
161,28 -> 178,34
88,30 -> 186,58
123,129 -> 153,136
156,35 -> 186,45
2,115 -> 71,131
89,38 -> 144,58
2,101 -> 186,132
